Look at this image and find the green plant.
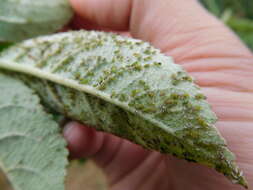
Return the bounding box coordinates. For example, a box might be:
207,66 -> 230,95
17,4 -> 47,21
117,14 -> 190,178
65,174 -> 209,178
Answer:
200,0 -> 253,50
0,74 -> 68,190
0,0 -> 73,42
0,0 -> 251,189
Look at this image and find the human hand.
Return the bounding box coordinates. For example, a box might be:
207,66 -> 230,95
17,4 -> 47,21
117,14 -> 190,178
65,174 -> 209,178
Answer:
63,0 -> 253,189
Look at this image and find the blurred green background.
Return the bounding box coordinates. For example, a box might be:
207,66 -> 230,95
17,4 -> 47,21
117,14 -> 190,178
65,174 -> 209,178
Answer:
0,0 -> 252,190
200,0 -> 253,50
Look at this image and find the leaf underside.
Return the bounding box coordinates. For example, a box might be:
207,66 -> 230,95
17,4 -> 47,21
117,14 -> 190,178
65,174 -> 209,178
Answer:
0,73 -> 68,190
0,0 -> 73,42
0,30 -> 248,188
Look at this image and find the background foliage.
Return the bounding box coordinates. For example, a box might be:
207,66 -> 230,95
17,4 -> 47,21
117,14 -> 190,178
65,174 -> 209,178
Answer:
200,0 -> 253,50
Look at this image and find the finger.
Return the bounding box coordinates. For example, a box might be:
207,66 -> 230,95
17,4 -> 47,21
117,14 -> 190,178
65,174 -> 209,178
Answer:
69,14 -> 132,37
63,121 -> 148,162
129,0 -> 253,60
63,122 -> 127,166
63,121 -> 151,185
63,121 -> 105,158
69,0 -> 132,30
69,14 -> 112,31
69,0 -> 252,62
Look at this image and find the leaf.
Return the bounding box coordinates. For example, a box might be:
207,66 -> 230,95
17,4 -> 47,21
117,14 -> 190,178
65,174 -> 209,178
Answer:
0,73 -> 68,190
0,0 -> 73,42
0,42 -> 12,52
200,0 -> 223,17
200,0 -> 253,19
0,30 -> 248,188
226,17 -> 253,50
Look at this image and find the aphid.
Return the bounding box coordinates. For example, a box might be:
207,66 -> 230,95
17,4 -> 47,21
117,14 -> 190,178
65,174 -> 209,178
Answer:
195,93 -> 207,100
151,50 -> 157,55
171,74 -> 177,79
86,71 -> 94,76
103,70 -> 110,75
118,71 -> 124,76
111,91 -> 117,98
196,117 -> 208,127
144,85 -> 150,91
98,84 -> 106,90
74,72 -> 81,79
111,66 -> 117,73
134,104 -> 145,110
193,105 -> 202,112
119,94 -> 128,102
131,89 -> 141,97
52,56 -> 73,73
144,49 -> 151,55
182,93 -> 190,99
135,41 -> 142,45
171,93 -> 180,100
133,53 -> 142,61
128,102 -> 135,107
134,65 -> 142,71
182,76 -> 193,82
142,107 -> 157,113
154,62 -> 162,66
160,92 -> 166,96
36,60 -> 47,68
139,80 -> 146,86
147,92 -> 155,98
172,80 -> 179,85
144,64 -> 150,68
144,56 -> 152,61
165,99 -> 177,107
79,78 -> 89,84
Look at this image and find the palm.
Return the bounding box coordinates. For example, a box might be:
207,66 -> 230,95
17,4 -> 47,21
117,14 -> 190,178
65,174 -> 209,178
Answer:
65,0 -> 253,189
65,27 -> 253,189
93,64 -> 253,190
92,41 -> 253,190
93,29 -> 253,189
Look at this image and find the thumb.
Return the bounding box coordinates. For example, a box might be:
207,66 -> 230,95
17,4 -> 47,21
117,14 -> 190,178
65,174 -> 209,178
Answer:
63,121 -> 152,184
69,0 -> 131,30
69,0 -> 252,62
63,122 -> 123,164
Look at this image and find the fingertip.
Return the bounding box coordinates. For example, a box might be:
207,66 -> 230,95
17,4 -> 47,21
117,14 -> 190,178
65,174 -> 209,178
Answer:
68,0 -> 131,30
63,121 -> 104,159
69,0 -> 85,17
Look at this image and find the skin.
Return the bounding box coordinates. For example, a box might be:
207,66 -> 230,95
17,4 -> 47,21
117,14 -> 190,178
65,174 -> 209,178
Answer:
63,0 -> 253,189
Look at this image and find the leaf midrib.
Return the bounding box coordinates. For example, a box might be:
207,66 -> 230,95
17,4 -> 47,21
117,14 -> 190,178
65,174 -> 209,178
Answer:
0,59 -> 175,135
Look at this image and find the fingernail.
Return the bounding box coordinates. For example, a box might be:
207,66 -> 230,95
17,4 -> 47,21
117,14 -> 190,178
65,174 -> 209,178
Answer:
63,122 -> 76,137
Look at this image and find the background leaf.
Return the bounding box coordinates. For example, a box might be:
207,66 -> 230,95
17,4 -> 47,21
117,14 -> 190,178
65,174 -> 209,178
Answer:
200,0 -> 253,50
0,43 -> 12,52
0,73 -> 68,190
0,31 -> 247,187
0,0 -> 73,42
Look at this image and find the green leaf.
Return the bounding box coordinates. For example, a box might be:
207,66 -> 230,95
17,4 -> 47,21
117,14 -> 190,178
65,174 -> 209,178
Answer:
0,42 -> 12,52
0,30 -> 248,188
200,0 -> 253,19
0,73 -> 68,190
0,0 -> 73,42
200,0 -> 253,51
199,0 -> 223,17
226,17 -> 253,50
